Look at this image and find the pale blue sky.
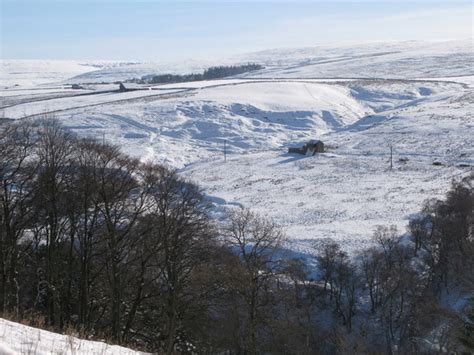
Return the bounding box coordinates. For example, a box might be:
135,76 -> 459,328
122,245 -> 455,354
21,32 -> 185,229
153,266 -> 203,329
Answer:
1,0 -> 472,60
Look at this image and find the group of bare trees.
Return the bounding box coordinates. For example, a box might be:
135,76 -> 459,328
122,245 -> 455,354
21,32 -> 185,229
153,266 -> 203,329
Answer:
0,119 -> 217,352
0,119 -> 292,353
313,177 -> 474,354
0,118 -> 472,354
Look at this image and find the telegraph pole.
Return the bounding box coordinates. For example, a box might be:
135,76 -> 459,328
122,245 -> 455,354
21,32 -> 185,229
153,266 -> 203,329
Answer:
389,143 -> 393,170
224,139 -> 227,162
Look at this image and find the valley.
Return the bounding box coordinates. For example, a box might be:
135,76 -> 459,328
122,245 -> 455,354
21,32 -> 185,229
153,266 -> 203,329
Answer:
1,39 -> 472,256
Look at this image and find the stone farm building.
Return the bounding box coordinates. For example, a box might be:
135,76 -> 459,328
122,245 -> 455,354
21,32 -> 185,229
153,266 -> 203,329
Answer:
288,140 -> 325,155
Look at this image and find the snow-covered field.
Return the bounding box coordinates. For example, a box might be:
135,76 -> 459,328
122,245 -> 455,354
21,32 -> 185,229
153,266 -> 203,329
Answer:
181,79 -> 472,255
0,318 -> 147,355
240,39 -> 473,79
1,88 -> 185,118
1,39 -> 472,256
3,39 -> 470,88
0,60 -> 100,88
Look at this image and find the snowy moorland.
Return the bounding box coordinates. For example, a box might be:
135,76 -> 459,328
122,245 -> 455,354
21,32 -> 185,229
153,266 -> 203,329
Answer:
240,39 -> 473,79
1,39 -> 473,257
2,39 -> 471,88
0,60 -> 100,88
0,38 -> 473,353
181,79 -> 473,254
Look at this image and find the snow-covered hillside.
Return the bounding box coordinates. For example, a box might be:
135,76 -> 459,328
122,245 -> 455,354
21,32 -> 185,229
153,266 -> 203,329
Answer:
0,60 -> 99,88
2,80 -> 371,166
1,40 -> 472,256
240,39 -> 473,79
181,79 -> 472,255
65,59 -> 229,84
0,318 -> 147,355
3,39 -> 470,87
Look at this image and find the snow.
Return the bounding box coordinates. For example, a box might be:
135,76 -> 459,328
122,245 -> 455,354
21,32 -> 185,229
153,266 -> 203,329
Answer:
4,40 -> 470,88
1,39 -> 472,257
0,318 -> 148,355
2,88 -> 184,119
239,39 -> 473,79
418,75 -> 474,86
0,60 -> 100,88
65,59 -> 228,84
4,81 -> 368,167
177,79 -> 472,257
183,151 -> 467,256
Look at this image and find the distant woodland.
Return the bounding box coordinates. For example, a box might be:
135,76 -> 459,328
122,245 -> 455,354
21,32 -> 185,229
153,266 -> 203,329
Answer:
133,63 -> 264,84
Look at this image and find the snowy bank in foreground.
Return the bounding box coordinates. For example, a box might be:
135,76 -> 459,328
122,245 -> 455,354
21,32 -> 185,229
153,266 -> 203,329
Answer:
0,318 -> 148,355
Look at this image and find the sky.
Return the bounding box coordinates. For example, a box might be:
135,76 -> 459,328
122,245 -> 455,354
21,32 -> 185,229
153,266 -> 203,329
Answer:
1,0 -> 472,60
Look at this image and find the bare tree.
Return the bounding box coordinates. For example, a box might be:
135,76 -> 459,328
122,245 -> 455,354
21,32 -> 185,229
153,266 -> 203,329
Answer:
315,239 -> 343,294
224,208 -> 284,354
128,167 -> 216,353
0,120 -> 38,316
360,247 -> 383,313
327,247 -> 358,332
65,138 -> 105,328
33,118 -> 77,328
89,143 -> 151,340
